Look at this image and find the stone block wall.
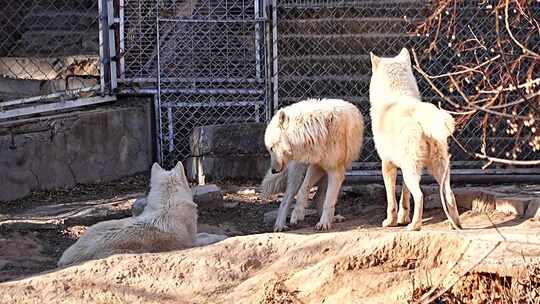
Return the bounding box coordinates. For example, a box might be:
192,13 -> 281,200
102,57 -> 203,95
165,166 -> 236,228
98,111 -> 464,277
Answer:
185,123 -> 270,183
0,98 -> 153,202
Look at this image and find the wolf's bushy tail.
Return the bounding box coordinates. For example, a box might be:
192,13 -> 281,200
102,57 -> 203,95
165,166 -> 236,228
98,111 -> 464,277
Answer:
260,168 -> 288,199
415,103 -> 455,142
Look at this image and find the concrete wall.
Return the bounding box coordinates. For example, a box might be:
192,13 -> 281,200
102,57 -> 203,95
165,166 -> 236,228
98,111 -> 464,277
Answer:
0,98 -> 153,202
185,123 -> 269,183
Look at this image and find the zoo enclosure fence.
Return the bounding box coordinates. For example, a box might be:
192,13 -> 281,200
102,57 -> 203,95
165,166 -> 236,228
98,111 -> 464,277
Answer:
0,0 -> 119,120
5,0 -> 533,179
120,0 -> 540,179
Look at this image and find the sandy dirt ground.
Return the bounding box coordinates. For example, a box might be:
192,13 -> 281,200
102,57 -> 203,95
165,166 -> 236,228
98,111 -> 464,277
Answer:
0,175 -> 539,303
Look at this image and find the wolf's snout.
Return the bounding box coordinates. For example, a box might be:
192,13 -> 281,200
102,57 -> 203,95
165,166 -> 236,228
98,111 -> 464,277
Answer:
271,168 -> 280,174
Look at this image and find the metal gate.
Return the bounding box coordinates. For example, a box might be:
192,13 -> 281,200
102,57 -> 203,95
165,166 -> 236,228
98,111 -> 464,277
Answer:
155,0 -> 268,167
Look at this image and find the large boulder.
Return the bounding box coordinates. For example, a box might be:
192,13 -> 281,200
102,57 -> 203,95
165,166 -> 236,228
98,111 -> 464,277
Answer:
186,123 -> 269,183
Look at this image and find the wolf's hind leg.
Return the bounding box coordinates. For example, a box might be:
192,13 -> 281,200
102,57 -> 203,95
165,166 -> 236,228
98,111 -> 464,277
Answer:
397,184 -> 411,225
401,167 -> 423,231
315,168 -> 345,230
381,160 -> 398,227
291,165 -> 324,225
313,176 -> 345,223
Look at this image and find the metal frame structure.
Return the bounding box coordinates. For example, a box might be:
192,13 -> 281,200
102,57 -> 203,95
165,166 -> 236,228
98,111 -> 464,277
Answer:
118,0 -> 539,176
0,0 -> 118,120
119,0 -> 273,166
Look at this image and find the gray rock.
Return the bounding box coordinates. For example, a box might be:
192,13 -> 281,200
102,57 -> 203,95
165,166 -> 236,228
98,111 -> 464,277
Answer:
185,155 -> 269,183
193,184 -> 223,209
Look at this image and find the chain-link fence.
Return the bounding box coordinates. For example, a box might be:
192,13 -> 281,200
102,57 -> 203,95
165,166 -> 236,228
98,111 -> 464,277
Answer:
123,0 -> 268,167
273,0 -> 427,170
120,0 -> 539,172
121,0 -> 158,82
273,0 -> 539,171
0,0 -> 118,120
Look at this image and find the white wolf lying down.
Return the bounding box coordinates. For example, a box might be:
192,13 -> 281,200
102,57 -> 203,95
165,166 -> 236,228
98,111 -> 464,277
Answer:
264,99 -> 364,231
58,162 -> 227,267
369,48 -> 461,231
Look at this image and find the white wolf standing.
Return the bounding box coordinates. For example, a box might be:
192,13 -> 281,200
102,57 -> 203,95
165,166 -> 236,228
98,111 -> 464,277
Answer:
369,48 -> 462,231
264,99 -> 364,231
58,162 -> 227,267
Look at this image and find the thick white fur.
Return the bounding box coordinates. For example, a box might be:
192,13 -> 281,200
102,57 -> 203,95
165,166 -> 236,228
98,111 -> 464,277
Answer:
264,99 -> 364,230
369,48 -> 461,231
58,162 -> 227,267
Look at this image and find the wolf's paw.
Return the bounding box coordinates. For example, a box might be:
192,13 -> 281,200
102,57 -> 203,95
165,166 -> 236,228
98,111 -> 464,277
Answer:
382,217 -> 398,227
406,221 -> 422,231
315,220 -> 332,231
448,220 -> 462,230
397,211 -> 411,225
334,214 -> 346,223
290,208 -> 305,225
274,224 -> 289,232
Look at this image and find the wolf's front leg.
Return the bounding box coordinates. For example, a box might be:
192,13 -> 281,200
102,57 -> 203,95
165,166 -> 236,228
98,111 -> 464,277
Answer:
316,168 -> 345,231
290,165 -> 324,225
381,160 -> 398,227
274,187 -> 296,232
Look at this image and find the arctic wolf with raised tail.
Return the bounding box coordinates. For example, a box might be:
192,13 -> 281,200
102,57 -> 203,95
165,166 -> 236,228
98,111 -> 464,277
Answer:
58,162 -> 226,267
369,48 -> 461,231
264,99 -> 364,231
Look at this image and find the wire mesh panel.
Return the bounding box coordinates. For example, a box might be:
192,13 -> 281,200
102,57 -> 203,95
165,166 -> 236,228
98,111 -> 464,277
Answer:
0,0 -> 101,109
414,1 -> 540,168
273,0 -> 540,171
121,0 -> 158,81
156,0 -> 267,167
274,0 -> 428,169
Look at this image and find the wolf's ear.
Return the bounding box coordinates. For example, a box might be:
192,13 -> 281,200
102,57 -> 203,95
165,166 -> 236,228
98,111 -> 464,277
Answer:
278,110 -> 288,130
173,161 -> 189,185
151,163 -> 163,177
370,52 -> 380,71
398,48 -> 411,63
173,161 -> 185,174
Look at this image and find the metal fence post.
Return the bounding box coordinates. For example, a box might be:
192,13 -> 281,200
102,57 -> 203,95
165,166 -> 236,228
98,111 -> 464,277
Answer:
271,0 -> 279,114
107,0 -> 118,91
99,0 -> 111,95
